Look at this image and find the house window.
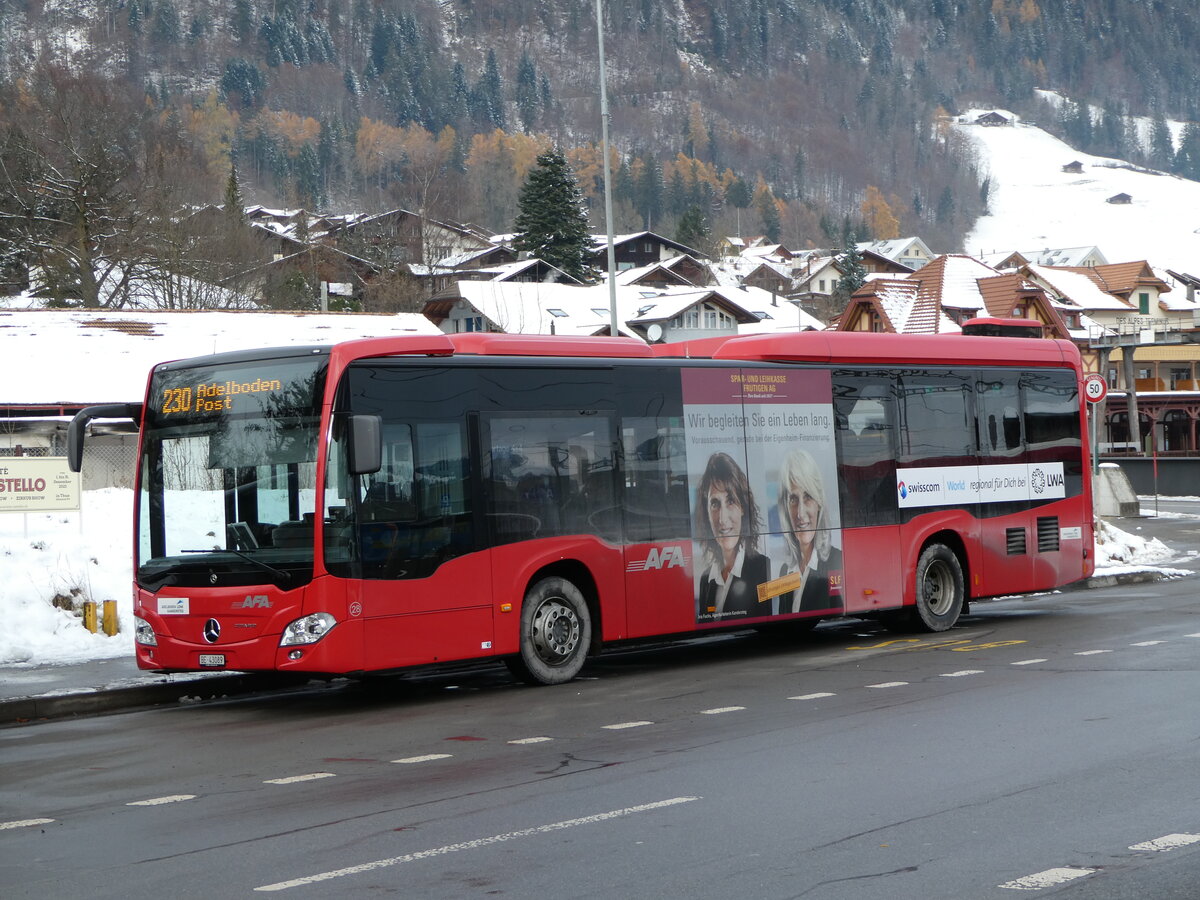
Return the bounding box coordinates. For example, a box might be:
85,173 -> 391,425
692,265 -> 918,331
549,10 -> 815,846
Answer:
830,279 -> 839,292
1138,292 -> 1150,314
1171,367 -> 1191,388
547,308 -> 568,317
818,280 -> 825,292
685,309 -> 699,328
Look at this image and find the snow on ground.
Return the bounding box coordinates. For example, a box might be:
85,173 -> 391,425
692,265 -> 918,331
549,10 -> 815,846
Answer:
1,490 -> 1193,668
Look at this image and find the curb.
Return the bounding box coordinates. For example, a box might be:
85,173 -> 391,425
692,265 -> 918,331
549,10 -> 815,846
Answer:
1,672 -> 307,726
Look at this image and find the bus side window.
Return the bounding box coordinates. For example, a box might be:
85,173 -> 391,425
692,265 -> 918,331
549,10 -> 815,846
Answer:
833,371 -> 899,528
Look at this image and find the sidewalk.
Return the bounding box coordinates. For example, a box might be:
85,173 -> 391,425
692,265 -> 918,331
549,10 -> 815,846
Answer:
3,511 -> 1196,726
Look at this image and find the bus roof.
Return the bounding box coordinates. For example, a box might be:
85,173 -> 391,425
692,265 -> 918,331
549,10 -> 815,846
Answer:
653,331 -> 1079,368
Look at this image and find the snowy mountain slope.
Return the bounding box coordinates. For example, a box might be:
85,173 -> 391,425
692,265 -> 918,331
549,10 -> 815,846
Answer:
959,113 -> 1200,273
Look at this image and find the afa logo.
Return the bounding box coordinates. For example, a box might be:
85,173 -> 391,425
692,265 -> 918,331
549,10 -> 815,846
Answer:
626,545 -> 688,572
898,481 -> 908,500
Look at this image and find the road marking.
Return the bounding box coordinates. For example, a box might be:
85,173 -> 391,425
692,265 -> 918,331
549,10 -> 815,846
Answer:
602,721 -> 653,730
1130,640 -> 1166,647
1187,633 -> 1200,638
508,737 -> 552,745
952,640 -> 1027,651
998,867 -> 1096,890
253,796 -> 700,892
1075,650 -> 1112,656
866,681 -> 909,689
391,754 -> 453,764
263,773 -> 336,784
127,795 -> 196,806
1129,833 -> 1200,852
0,818 -> 54,830
699,706 -> 745,715
940,670 -> 983,678
788,692 -> 836,700
847,639 -> 921,650
1012,659 -> 1048,666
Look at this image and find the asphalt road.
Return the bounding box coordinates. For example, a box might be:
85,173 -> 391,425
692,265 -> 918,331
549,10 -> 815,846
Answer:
4,511 -> 1200,899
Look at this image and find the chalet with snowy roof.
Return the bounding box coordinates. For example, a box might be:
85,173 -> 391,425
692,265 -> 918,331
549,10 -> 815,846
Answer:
984,246 -> 1108,271
835,254 -> 1072,342
856,236 -> 934,271
330,208 -> 493,265
1107,193 -> 1133,205
232,245 -> 382,310
1019,261 -> 1173,331
1062,161 -> 1084,174
589,232 -> 708,269
975,111 -> 1011,126
422,280 -> 773,343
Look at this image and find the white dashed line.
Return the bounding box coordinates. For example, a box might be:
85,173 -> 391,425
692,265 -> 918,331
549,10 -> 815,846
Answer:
1129,833 -> 1200,852
0,818 -> 54,830
866,681 -> 909,689
1186,633 -> 1200,638
1075,650 -> 1112,656
940,670 -> 983,678
391,754 -> 453,764
253,796 -> 700,892
1012,659 -> 1048,666
508,737 -> 552,745
998,867 -> 1096,890
602,721 -> 653,730
1130,641 -> 1166,647
263,773 -> 336,784
788,692 -> 836,700
127,795 -> 197,806
699,706 -> 745,715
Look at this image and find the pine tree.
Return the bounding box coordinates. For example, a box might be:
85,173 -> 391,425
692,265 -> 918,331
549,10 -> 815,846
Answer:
675,205 -> 711,258
832,239 -> 866,307
512,149 -> 598,284
516,52 -> 538,133
224,161 -> 246,223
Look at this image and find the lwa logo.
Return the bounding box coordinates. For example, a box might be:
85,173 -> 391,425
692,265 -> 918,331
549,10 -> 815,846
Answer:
626,545 -> 688,572
1031,466 -> 1065,495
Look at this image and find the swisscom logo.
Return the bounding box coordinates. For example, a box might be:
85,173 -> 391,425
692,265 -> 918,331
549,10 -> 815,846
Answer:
898,481 -> 908,500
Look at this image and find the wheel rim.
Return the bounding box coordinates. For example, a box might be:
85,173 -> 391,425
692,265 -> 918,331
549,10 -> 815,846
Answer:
530,597 -> 581,666
921,559 -> 957,617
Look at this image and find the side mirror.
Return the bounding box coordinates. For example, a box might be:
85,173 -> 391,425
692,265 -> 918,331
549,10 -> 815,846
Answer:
67,403 -> 142,473
346,415 -> 382,475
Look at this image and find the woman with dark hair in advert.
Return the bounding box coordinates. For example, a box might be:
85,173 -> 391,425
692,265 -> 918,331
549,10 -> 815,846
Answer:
776,448 -> 843,613
694,451 -> 770,621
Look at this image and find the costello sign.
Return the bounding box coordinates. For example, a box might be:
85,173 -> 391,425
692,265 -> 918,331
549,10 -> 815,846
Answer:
0,458 -> 80,513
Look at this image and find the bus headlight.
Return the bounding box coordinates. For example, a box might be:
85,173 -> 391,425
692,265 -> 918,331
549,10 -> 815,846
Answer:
133,616 -> 157,646
280,612 -> 338,646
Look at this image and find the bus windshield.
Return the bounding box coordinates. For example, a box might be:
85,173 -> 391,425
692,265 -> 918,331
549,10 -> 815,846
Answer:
136,353 -> 327,590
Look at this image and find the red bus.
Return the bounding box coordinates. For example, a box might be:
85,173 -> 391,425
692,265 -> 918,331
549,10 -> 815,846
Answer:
68,330 -> 1094,685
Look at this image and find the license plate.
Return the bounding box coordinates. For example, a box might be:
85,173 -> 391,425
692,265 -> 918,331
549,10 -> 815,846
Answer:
198,654 -> 226,667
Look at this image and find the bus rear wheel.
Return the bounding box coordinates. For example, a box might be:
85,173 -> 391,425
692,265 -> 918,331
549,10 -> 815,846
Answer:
884,543 -> 964,633
506,576 -> 592,685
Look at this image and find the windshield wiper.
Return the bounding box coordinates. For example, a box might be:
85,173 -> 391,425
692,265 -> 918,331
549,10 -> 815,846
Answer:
181,548 -> 293,584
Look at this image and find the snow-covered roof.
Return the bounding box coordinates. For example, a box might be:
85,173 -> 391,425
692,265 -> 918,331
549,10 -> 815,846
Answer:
1025,264 -> 1131,311
0,309 -> 441,406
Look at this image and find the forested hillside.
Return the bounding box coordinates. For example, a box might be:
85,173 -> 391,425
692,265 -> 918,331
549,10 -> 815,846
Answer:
0,0 -> 1195,274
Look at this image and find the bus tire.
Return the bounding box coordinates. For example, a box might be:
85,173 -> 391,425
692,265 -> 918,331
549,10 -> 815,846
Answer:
505,576 -> 592,685
911,543 -> 964,632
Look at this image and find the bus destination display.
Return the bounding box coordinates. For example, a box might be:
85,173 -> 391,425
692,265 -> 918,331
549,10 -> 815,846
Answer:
161,376 -> 285,415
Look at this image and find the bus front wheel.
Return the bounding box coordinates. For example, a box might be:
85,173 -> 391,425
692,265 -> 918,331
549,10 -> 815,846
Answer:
506,576 -> 592,685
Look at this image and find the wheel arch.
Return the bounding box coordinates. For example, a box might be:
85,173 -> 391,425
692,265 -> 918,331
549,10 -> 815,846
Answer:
915,528 -> 970,595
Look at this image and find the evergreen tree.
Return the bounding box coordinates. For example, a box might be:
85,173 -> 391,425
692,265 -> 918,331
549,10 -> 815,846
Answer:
832,239 -> 866,308
1175,122 -> 1200,181
675,205 -> 711,258
1149,112 -> 1174,171
224,161 -> 246,223
512,149 -> 598,284
635,155 -> 664,230
516,52 -> 538,133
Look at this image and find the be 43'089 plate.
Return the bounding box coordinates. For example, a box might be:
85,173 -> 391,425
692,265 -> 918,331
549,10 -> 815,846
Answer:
198,654 -> 225,668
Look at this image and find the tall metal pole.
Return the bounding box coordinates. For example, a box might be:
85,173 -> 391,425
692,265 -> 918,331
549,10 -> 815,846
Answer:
595,0 -> 619,337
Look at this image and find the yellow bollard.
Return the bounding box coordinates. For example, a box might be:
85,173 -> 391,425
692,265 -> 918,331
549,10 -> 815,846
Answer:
82,601 -> 98,633
102,600 -> 119,636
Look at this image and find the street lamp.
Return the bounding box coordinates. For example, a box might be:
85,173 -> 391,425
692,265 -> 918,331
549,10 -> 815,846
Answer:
595,0 -> 619,337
